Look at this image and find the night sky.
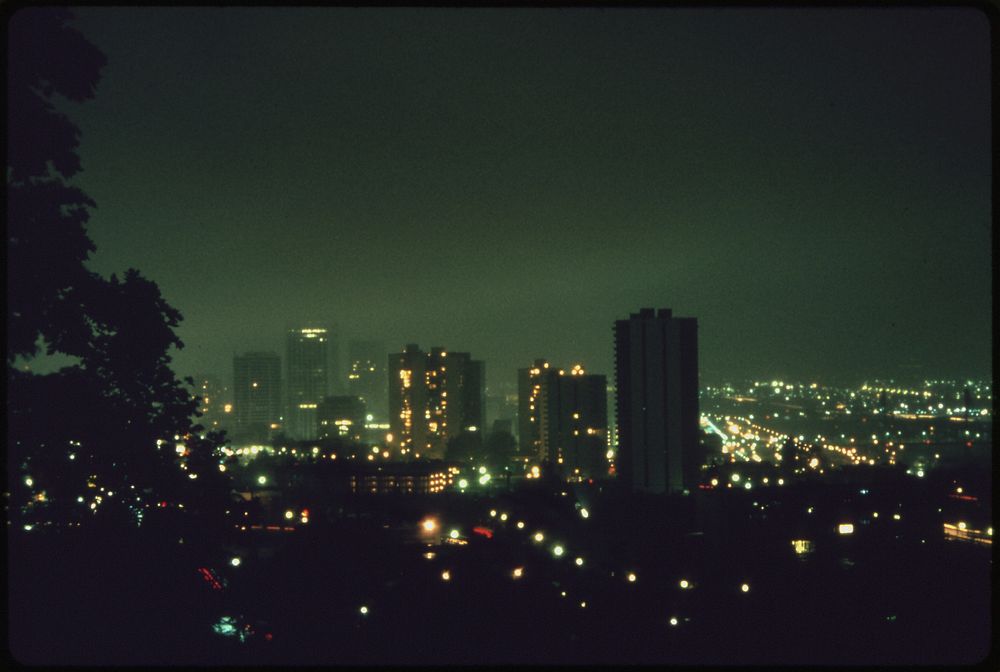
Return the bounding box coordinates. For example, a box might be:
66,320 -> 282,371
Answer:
57,7 -> 990,388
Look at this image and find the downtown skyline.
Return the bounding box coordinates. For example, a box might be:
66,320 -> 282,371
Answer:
36,7 -> 991,388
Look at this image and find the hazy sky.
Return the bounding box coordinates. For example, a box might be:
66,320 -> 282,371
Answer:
56,7 -> 991,389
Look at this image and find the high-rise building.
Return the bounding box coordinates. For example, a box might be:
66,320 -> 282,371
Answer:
286,327 -> 330,440
450,353 -> 486,432
606,382 -> 619,453
388,344 -> 485,459
517,359 -> 550,460
347,340 -> 387,421
614,308 -> 700,494
232,352 -> 282,443
518,361 -> 608,479
318,395 -> 367,442
388,344 -> 427,456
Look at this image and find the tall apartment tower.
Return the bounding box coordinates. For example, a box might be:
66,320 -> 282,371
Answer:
517,359 -> 550,459
232,352 -> 282,443
518,360 -> 608,479
388,344 -> 485,459
614,308 -> 700,494
286,327 -> 330,440
347,340 -> 388,421
544,364 -> 607,480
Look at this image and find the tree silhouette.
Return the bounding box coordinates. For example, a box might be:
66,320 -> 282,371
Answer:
7,8 -> 106,362
6,9 -> 231,528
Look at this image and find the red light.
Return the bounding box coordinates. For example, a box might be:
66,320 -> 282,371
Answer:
301,508 -> 309,517
264,633 -> 273,642
472,526 -> 494,539
159,501 -> 168,508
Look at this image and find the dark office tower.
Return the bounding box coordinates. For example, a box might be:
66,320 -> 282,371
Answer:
517,359 -> 550,460
614,308 -> 700,494
545,364 -> 608,481
232,352 -> 282,443
286,327 -> 330,440
458,357 -> 486,433
318,395 -> 367,442
347,340 -> 388,421
388,345 -> 484,460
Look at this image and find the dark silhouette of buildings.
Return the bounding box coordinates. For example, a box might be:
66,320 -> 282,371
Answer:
388,344 -> 485,459
318,395 -> 367,442
614,308 -> 700,494
347,339 -> 388,422
232,352 -> 282,443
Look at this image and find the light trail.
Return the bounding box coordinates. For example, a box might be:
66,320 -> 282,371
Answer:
701,415 -> 729,441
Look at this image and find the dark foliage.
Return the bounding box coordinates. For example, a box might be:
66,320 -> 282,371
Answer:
6,9 -> 230,527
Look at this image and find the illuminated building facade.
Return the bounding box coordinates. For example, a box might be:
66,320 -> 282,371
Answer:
614,308 -> 700,494
286,327 -> 330,440
388,344 -> 485,459
318,395 -> 367,442
348,462 -> 454,495
519,360 -> 608,478
232,352 -> 282,443
517,359 -> 550,459
346,340 -> 388,421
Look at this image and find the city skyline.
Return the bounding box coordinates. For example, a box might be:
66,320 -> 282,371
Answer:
7,6 -> 993,666
36,6 -> 991,388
